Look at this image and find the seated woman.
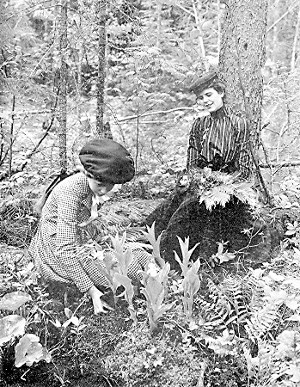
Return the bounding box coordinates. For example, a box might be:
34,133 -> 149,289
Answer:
147,70 -> 264,270
186,70 -> 251,178
29,138 -> 151,314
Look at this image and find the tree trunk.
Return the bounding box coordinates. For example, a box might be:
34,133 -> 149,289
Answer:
96,0 -> 111,138
57,0 -> 68,173
156,0 -> 162,48
192,0 -> 209,71
291,4 -> 300,71
219,0 -> 268,142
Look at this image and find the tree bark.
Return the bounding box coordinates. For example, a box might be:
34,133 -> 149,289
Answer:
96,0 -> 111,138
219,0 -> 268,142
57,0 -> 68,173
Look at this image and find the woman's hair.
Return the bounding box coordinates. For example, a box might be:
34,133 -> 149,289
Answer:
210,80 -> 226,94
35,169 -> 78,215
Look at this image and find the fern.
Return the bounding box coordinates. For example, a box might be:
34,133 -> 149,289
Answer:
220,276 -> 250,323
196,277 -> 251,331
244,273 -> 266,312
197,297 -> 231,331
196,272 -> 279,335
188,168 -> 258,211
245,303 -> 279,340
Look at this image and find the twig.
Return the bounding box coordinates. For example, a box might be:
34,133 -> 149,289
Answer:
259,161 -> 300,168
174,3 -> 195,18
0,92 -> 59,181
267,1 -> 299,33
7,109 -> 53,118
8,95 -> 16,177
117,107 -> 194,123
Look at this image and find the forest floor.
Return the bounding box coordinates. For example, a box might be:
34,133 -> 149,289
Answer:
1,158 -> 300,387
1,194 -> 300,387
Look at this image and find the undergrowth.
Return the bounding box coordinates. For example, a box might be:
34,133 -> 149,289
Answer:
0,170 -> 300,386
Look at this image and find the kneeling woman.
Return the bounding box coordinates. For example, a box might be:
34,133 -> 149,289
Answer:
29,139 -> 148,314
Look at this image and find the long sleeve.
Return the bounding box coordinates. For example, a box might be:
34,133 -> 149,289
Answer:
234,117 -> 252,179
55,191 -> 94,293
187,118 -> 207,169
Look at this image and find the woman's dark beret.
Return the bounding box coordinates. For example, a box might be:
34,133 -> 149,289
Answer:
79,138 -> 135,184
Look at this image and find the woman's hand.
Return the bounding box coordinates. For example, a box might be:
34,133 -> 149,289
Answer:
88,285 -> 113,315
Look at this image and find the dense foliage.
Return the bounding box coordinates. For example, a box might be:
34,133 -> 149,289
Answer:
1,0 -> 300,386
0,0 -> 299,188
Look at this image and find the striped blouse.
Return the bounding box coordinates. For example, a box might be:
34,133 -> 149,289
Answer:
186,106 -> 252,179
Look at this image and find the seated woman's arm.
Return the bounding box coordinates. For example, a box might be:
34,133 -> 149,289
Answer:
187,118 -> 202,169
235,117 -> 252,179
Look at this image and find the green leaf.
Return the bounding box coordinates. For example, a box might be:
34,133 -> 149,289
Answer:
15,334 -> 52,368
0,315 -> 26,346
0,291 -> 32,311
175,237 -> 199,276
218,252 -> 236,264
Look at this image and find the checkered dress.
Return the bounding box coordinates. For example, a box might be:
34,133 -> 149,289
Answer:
29,173 -> 150,292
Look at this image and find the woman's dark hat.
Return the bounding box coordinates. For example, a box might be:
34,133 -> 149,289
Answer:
189,70 -> 219,94
79,138 -> 135,184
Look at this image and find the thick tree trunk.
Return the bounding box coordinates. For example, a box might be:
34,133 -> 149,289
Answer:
57,0 -> 68,172
96,0 -> 111,138
219,0 -> 268,142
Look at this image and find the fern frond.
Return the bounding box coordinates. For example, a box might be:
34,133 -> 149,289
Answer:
196,297 -> 230,331
245,304 -> 279,340
244,274 -> 266,312
192,169 -> 258,211
220,276 -> 250,322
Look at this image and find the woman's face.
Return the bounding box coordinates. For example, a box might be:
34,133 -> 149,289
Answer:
196,87 -> 224,112
87,177 -> 116,197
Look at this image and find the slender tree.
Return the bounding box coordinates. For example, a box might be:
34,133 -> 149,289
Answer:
95,0 -> 112,138
57,0 -> 68,172
291,3 -> 300,70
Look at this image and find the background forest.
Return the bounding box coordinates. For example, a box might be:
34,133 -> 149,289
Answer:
1,1 -> 300,387
1,0 -> 300,195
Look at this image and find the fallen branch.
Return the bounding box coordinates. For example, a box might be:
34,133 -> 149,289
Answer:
3,109 -> 53,119
259,161 -> 300,168
117,107 -> 194,122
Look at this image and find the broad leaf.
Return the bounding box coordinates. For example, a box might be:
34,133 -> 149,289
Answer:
0,315 -> 26,346
0,291 -> 32,311
15,334 -> 52,367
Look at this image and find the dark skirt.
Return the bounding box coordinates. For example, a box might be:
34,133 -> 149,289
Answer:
146,190 -> 268,271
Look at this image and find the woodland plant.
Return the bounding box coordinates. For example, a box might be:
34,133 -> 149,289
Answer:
142,222 -> 165,269
174,236 -> 201,320
93,233 -> 138,324
0,256 -> 90,383
0,291 -> 52,370
188,167 -> 259,211
141,263 -> 174,333
192,249 -> 300,386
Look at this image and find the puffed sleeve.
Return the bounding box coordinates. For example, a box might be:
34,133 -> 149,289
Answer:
235,117 -> 252,179
55,190 -> 94,293
187,118 -> 202,169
